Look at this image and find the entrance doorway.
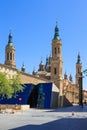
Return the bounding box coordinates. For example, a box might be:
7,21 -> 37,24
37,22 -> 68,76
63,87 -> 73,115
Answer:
27,86 -> 38,108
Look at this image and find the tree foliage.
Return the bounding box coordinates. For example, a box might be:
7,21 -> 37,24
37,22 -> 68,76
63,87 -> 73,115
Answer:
83,69 -> 87,76
0,72 -> 23,99
11,72 -> 23,97
0,72 -> 13,98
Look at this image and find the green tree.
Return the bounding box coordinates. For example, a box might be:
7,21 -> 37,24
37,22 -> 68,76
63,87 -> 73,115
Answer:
11,72 -> 23,97
0,71 -> 23,99
0,72 -> 13,98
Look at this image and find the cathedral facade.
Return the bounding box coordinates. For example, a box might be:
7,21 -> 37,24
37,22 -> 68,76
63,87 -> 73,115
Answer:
0,23 -> 87,107
33,23 -> 87,107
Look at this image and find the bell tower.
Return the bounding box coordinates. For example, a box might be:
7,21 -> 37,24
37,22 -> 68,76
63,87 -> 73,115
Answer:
51,22 -> 63,107
76,53 -> 82,86
51,22 -> 63,82
5,32 -> 16,68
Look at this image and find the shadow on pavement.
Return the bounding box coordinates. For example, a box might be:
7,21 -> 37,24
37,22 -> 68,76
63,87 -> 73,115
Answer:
48,105 -> 87,112
10,117 -> 87,130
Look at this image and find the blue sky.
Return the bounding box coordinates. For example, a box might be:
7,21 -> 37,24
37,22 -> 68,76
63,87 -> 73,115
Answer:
0,0 -> 87,89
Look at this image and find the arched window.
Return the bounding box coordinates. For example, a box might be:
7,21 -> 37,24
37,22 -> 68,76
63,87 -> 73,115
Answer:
54,48 -> 56,54
7,53 -> 9,60
10,52 -> 12,60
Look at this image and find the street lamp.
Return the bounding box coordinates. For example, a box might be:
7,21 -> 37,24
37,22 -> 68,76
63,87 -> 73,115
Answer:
78,69 -> 87,107
78,72 -> 83,107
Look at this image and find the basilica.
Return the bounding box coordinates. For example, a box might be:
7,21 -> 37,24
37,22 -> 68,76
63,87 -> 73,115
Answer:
32,23 -> 87,106
0,23 -> 87,108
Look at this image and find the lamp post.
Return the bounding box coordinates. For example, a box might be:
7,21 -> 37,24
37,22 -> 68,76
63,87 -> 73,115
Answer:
79,72 -> 83,107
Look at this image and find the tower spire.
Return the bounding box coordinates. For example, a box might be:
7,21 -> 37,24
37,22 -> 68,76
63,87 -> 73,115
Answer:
77,53 -> 81,64
8,31 -> 13,46
21,63 -> 25,72
76,53 -> 82,86
53,21 -> 60,40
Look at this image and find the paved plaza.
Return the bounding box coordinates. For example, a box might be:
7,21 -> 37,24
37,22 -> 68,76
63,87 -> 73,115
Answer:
0,105 -> 87,130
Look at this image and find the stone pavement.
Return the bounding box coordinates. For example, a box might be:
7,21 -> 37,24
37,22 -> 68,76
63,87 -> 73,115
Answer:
0,105 -> 87,130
